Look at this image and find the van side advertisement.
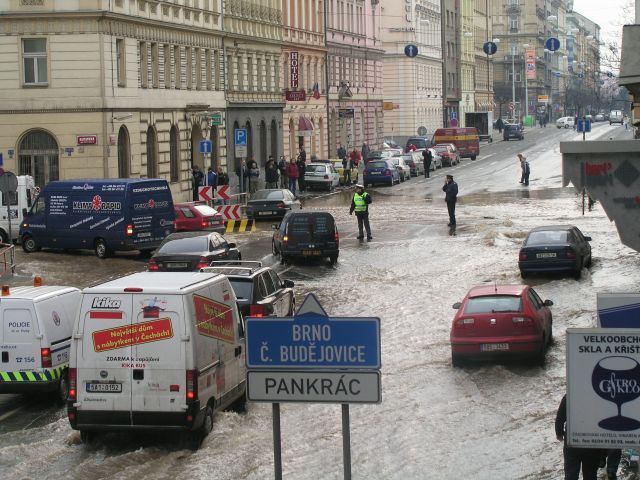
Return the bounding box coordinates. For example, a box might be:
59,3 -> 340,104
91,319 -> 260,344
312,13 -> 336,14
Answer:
567,329 -> 640,449
92,318 -> 173,352
193,295 -> 234,343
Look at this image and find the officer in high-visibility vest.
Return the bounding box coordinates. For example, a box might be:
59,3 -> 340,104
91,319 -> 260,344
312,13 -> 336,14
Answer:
349,184 -> 373,240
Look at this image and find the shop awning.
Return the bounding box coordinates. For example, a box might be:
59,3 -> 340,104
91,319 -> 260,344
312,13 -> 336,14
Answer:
298,117 -> 314,137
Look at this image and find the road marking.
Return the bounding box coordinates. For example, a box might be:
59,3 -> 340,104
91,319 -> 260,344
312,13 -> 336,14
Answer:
482,153 -> 496,160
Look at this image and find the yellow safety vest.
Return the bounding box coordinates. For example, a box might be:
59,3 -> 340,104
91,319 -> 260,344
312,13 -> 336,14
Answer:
354,192 -> 368,213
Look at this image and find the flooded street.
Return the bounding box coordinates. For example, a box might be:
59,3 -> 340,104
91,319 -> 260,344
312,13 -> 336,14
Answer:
1,123 -> 638,479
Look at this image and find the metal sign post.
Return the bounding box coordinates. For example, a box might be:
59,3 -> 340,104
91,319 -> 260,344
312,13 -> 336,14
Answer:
245,294 -> 381,480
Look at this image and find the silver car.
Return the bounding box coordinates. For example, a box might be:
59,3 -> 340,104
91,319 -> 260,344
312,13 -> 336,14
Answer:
304,163 -> 341,191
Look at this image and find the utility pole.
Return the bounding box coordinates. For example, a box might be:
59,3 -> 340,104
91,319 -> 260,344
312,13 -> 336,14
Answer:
511,43 -> 516,116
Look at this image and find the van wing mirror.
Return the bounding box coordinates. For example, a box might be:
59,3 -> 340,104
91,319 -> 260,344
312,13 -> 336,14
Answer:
544,299 -> 554,307
227,242 -> 237,249
584,236 -> 592,242
452,302 -> 462,309
272,223 -> 280,230
283,279 -> 294,288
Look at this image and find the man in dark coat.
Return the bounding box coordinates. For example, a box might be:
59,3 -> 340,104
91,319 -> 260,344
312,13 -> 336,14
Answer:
496,117 -> 504,134
192,165 -> 204,201
422,148 -> 433,178
442,174 -> 458,227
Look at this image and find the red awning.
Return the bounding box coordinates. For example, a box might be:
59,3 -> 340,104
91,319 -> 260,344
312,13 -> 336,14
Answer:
298,117 -> 314,132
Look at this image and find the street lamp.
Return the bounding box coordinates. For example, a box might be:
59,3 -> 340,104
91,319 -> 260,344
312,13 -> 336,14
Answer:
523,44 -> 530,122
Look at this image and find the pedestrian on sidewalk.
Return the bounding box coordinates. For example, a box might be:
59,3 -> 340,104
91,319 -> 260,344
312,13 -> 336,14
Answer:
278,155 -> 288,189
442,174 -> 458,227
517,153 -> 530,186
496,117 -> 504,134
248,159 -> 260,196
296,154 -> 307,192
265,157 -> 279,189
286,157 -> 299,195
517,153 -> 527,184
556,394 -> 602,480
207,166 -> 217,191
361,142 -> 370,162
598,449 -> 622,480
191,165 -> 204,201
235,159 -> 248,194
349,184 -> 372,240
422,148 -> 433,178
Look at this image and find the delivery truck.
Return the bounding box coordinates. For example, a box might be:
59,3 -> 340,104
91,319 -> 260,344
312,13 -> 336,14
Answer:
464,112 -> 494,142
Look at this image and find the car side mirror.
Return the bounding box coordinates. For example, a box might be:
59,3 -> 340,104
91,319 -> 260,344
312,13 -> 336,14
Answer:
272,223 -> 280,230
452,302 -> 461,309
22,208 -> 28,217
584,236 -> 592,241
544,299 -> 554,307
283,279 -> 294,288
228,242 -> 237,249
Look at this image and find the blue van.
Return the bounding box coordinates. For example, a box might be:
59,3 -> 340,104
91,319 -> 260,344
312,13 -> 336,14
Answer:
19,179 -> 175,258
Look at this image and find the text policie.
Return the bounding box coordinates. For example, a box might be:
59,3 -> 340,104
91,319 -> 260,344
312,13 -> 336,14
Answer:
579,334 -> 640,354
264,374 -> 363,397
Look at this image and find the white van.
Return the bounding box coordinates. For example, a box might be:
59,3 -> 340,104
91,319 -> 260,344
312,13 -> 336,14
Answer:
610,110 -> 624,125
68,272 -> 247,447
1,175 -> 36,243
0,283 -> 81,404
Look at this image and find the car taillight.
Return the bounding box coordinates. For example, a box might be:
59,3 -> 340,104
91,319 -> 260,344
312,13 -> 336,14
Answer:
512,316 -> 533,324
519,251 -> 528,261
126,224 -> 134,236
335,229 -> 339,246
196,257 -> 210,270
283,235 -> 288,248
276,202 -> 286,209
68,367 -> 77,400
201,220 -> 208,228
148,258 -> 159,271
384,169 -> 391,176
566,249 -> 577,259
186,369 -> 198,402
41,347 -> 52,368
456,318 -> 475,327
250,304 -> 266,317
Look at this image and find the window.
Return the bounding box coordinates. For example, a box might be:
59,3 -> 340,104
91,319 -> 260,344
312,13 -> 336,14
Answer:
116,38 -> 126,87
186,47 -> 193,89
140,42 -> 148,87
151,42 -> 159,88
164,44 -> 171,88
22,38 -> 48,85
180,207 -> 195,218
195,48 -> 202,90
261,272 -> 276,296
174,45 -> 182,89
205,49 -> 212,90
169,126 -> 179,183
510,16 -> 518,30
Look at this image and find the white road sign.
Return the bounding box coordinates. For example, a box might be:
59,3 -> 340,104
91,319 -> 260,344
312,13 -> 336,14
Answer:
567,328 -> 640,449
247,370 -> 381,404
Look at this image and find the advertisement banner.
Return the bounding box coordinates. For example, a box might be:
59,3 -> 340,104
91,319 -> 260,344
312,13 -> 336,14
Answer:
92,318 -> 173,352
567,328 -> 640,449
526,47 -> 536,80
193,294 -> 234,343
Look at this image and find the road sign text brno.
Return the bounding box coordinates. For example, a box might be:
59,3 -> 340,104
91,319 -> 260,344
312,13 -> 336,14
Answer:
246,314 -> 381,369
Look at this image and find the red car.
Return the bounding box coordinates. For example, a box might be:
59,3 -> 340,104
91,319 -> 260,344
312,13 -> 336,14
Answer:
449,284 -> 553,366
433,143 -> 459,166
174,202 -> 225,233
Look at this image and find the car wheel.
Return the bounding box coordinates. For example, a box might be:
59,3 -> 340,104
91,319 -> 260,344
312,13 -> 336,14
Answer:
520,270 -> 529,279
94,238 -> 110,259
451,352 -> 463,368
585,254 -> 592,269
280,254 -> 288,265
535,341 -> 547,366
200,404 -> 214,438
271,240 -> 279,257
53,373 -> 69,405
0,230 -> 9,244
80,430 -> 98,445
548,319 -> 554,345
22,234 -> 39,253
573,259 -> 583,280
229,391 -> 248,414
471,156 -> 476,160
329,254 -> 338,266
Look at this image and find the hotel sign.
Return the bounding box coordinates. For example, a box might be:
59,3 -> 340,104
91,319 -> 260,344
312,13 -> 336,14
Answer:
290,51 -> 299,88
286,90 -> 306,102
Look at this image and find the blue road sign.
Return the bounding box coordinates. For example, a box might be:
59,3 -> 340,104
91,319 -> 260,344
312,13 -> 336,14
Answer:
450,111 -> 457,120
199,139 -> 212,154
577,118 -> 591,133
483,41 -> 497,56
554,71 -> 562,78
545,37 -> 560,52
578,73 -> 585,79
404,44 -> 419,58
245,294 -> 381,369
234,128 -> 247,146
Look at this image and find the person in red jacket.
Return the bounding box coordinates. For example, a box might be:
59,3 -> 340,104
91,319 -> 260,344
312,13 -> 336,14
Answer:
286,158 -> 299,195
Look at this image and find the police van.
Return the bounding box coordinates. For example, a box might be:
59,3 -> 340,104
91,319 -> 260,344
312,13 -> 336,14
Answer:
0,280 -> 81,404
19,178 -> 175,258
68,272 -> 247,447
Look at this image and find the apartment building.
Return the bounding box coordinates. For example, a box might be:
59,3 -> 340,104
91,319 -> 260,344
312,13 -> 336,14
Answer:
473,0 -> 494,114
442,0 -> 461,126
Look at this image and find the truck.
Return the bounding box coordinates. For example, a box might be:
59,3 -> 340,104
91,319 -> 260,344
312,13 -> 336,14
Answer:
0,175 -> 37,243
464,112 -> 494,142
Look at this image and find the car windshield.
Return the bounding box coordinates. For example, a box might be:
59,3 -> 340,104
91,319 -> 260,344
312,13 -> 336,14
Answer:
251,190 -> 284,200
193,204 -> 218,216
158,236 -> 208,253
306,165 -> 327,173
526,230 -> 569,245
367,161 -> 387,169
407,139 -> 428,149
390,158 -> 400,165
368,151 -> 384,158
465,295 -> 523,314
434,146 -> 448,153
229,279 -> 253,301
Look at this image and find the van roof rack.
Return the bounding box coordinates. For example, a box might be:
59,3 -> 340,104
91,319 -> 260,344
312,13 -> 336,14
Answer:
208,260 -> 262,268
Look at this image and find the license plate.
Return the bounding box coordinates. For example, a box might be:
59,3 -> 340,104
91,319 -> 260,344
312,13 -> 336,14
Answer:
303,250 -> 321,256
481,343 -> 509,352
536,253 -> 557,258
167,262 -> 188,268
86,382 -> 122,393
370,172 -> 380,175
258,211 -> 273,216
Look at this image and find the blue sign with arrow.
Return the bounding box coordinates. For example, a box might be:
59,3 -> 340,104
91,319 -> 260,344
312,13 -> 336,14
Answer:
245,294 -> 381,369
483,41 -> 497,56
199,139 -> 212,154
545,37 -> 560,52
404,44 -> 419,58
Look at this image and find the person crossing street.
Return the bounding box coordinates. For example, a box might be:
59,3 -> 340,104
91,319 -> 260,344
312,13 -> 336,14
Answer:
422,148 -> 433,178
350,184 -> 372,240
442,174 -> 458,227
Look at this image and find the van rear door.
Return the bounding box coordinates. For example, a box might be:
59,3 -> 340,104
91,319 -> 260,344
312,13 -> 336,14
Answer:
128,182 -> 175,248
130,294 -> 185,424
0,302 -> 40,374
78,294 -> 134,423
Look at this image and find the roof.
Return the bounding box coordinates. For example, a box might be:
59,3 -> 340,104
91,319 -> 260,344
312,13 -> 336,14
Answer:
3,285 -> 80,301
164,231 -> 221,241
529,225 -> 576,232
46,179 -> 165,186
467,284 -> 526,298
83,272 -> 223,294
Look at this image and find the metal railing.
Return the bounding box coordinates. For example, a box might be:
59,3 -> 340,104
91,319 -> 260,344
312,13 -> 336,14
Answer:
0,243 -> 16,276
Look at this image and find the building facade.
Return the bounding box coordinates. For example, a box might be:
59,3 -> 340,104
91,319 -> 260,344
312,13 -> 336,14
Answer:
442,0 -> 461,126
0,0 -> 226,202
326,0 -> 384,158
473,0 -> 493,114
459,0 -> 474,126
280,0 -> 327,161
224,0 -> 284,189
380,0 -> 442,142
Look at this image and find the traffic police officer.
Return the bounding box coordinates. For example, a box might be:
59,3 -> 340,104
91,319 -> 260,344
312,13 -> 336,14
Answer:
350,184 -> 372,240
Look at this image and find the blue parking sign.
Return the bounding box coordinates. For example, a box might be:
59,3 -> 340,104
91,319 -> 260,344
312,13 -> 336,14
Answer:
234,128 -> 247,146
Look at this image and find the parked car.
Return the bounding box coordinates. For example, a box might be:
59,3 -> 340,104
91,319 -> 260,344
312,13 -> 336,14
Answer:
450,284 -> 554,366
427,148 -> 443,170
433,144 -> 459,166
556,117 -> 575,129
390,156 -> 412,181
594,114 -> 605,122
404,136 -> 432,152
503,123 -> 524,140
148,231 -> 241,272
272,211 -> 339,265
518,225 -> 592,279
202,261 -> 295,318
174,202 -> 225,233
402,152 -> 424,177
363,159 -> 401,186
246,189 -> 301,220
331,160 -> 359,185
304,163 -> 341,191
366,150 -> 395,163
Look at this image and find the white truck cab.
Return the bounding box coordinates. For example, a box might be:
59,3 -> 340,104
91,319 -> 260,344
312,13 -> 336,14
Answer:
0,175 -> 36,243
68,272 -> 247,448
0,282 -> 81,403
